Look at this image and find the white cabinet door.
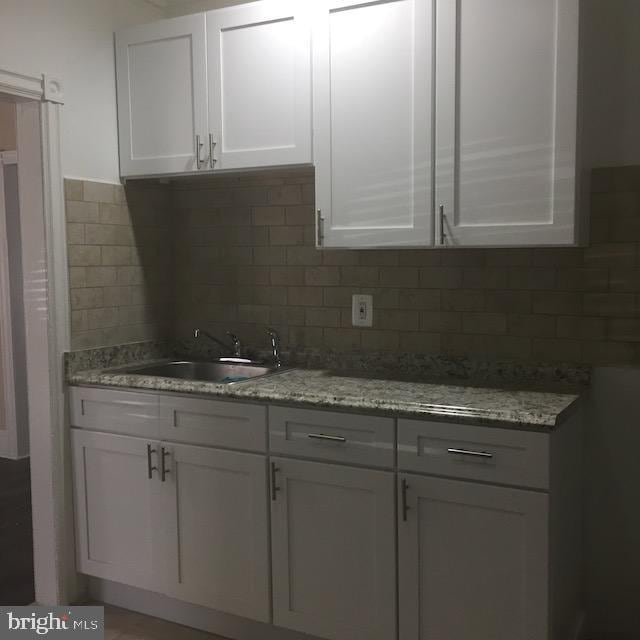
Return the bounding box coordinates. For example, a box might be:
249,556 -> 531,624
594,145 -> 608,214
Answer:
313,0 -> 433,248
399,473 -> 549,640
271,457 -> 395,640
435,0 -> 579,246
71,430 -> 163,591
207,1 -> 312,171
116,14 -> 209,177
159,443 -> 270,622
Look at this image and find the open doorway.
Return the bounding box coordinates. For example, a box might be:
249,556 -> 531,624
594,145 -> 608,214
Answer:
0,68 -> 73,608
0,98 -> 33,604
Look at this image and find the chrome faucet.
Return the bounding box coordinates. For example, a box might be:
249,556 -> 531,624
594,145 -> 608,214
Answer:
194,328 -> 242,357
266,328 -> 281,368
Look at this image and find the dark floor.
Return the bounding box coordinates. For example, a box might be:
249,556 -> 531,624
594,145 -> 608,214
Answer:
0,456 -> 34,605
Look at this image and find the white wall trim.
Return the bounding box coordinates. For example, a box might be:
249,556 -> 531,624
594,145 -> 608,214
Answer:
0,150 -> 17,165
2,64 -> 73,605
62,176 -> 122,186
0,161 -> 19,459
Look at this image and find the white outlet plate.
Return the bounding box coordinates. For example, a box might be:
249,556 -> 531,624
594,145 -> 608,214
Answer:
352,294 -> 373,327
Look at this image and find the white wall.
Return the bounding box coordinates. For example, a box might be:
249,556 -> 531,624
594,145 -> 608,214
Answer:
586,367 -> 640,639
165,0 -> 247,17
0,0 -> 165,183
580,0 -> 640,170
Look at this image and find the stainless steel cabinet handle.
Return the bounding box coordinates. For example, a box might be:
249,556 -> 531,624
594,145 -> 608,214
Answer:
209,134 -> 217,169
147,444 -> 157,480
447,447 -> 493,459
317,210 -> 324,246
439,204 -> 447,245
160,446 -> 171,482
195,134 -> 204,169
307,433 -> 346,443
271,462 -> 280,501
401,478 -> 410,522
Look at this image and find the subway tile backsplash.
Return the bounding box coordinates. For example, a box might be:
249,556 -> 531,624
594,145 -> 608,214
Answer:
65,179 -> 174,349
66,166 -> 640,365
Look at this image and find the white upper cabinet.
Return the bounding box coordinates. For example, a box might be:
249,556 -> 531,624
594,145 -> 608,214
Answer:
116,14 -> 209,177
206,1 -> 312,171
313,0 -> 434,248
435,0 -> 579,246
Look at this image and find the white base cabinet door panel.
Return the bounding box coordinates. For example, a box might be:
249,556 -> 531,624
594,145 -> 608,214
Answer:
313,0 -> 433,248
116,14 -> 209,177
159,444 -> 270,623
399,473 -> 549,640
206,1 -> 312,171
435,0 -> 579,246
270,457 -> 396,640
71,430 -> 163,591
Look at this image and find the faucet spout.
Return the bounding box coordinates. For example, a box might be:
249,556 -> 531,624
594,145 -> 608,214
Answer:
193,328 -> 241,357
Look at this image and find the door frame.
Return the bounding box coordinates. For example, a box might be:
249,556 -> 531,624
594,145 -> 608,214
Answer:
0,157 -> 18,458
0,67 -> 72,604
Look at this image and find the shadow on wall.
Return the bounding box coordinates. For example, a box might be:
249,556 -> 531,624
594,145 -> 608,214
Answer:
585,367 -> 640,639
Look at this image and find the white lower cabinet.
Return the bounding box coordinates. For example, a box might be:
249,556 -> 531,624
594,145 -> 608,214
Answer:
398,473 -> 549,640
270,457 -> 396,640
71,421 -> 270,623
70,387 -> 581,640
159,444 -> 270,622
71,430 -> 163,591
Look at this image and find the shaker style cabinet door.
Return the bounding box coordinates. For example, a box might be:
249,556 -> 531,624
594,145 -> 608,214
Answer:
435,0 -> 579,246
270,457 -> 396,640
206,1 -> 312,171
71,430 -> 163,591
313,0 -> 434,248
398,473 -> 549,640
158,444 -> 270,622
116,14 -> 209,177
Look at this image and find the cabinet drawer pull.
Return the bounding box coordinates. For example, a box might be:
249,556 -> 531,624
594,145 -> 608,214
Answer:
307,433 -> 346,443
161,446 -> 171,482
401,478 -> 410,521
447,448 -> 493,459
146,444 -> 157,479
271,462 -> 280,501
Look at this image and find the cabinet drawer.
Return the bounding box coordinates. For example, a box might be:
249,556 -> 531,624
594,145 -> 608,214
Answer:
269,406 -> 394,468
398,419 -> 549,489
69,387 -> 159,439
160,396 -> 267,452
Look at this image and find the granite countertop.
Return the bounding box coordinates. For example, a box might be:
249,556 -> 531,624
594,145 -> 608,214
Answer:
68,359 -> 581,430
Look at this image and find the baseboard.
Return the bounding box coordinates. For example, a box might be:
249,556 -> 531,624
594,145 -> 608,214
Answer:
87,578 -> 321,640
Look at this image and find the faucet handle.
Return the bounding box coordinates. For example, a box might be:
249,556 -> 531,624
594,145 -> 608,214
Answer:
266,328 -> 281,367
226,332 -> 242,357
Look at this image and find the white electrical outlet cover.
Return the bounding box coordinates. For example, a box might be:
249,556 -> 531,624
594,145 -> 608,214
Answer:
352,294 -> 373,327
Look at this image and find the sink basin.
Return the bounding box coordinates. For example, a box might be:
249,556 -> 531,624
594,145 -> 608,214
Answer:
121,359 -> 283,384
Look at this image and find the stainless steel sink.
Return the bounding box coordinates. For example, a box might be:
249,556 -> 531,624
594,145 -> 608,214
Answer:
121,358 -> 284,384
